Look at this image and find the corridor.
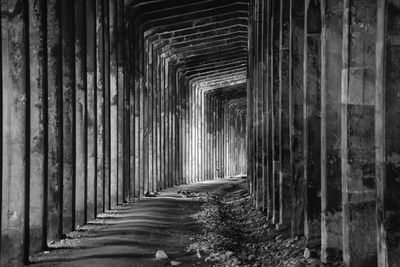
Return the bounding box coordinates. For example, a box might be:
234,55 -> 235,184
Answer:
29,178 -> 244,267
1,0 -> 400,266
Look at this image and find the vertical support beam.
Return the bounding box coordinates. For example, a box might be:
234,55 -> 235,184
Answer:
29,0 -> 46,255
376,0 -> 400,265
61,0 -> 76,234
320,0 -> 343,262
341,0 -> 377,265
103,0 -> 110,211
95,0 -> 104,214
279,0 -> 291,227
290,0 -> 305,237
375,1 -> 387,266
303,0 -> 322,244
86,0 -> 96,220
1,0 -> 27,264
109,0 -> 118,209
75,0 -> 87,227
47,0 -> 63,243
117,0 -> 125,203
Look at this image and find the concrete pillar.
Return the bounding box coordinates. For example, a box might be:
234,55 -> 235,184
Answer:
109,0 -> 118,209
376,0 -> 400,266
289,0 -> 305,237
1,0 -> 27,264
279,0 -> 291,227
75,0 -> 87,228
28,0 -> 46,255
248,0 -> 255,199
303,0 -> 321,244
46,0 -> 63,243
263,0 -> 272,218
103,0 -> 110,211
86,0 -> 96,220
320,0 -> 343,262
117,0 -> 125,203
95,0 -> 104,214
341,0 -> 377,265
61,0 -> 76,234
271,0 -> 280,225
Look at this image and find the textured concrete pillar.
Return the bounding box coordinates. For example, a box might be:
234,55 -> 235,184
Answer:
320,0 -> 343,262
248,0 -> 255,198
75,0 -> 87,228
341,0 -> 377,265
86,0 -> 96,220
1,0 -> 27,264
28,0 -> 46,255
61,0 -> 76,234
278,0 -> 291,226
272,0 -> 281,225
103,0 -> 110,211
263,0 -> 272,218
376,0 -> 400,266
109,0 -> 118,209
303,0 -> 321,244
95,0 -> 104,214
117,0 -> 125,203
47,0 -> 63,243
289,0 -> 305,237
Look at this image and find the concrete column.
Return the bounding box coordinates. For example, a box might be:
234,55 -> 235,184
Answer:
146,40 -> 153,193
117,0 -> 125,203
159,54 -> 166,188
247,0 -> 254,196
278,0 -> 291,227
320,0 -> 343,262
289,0 -> 305,237
263,0 -> 272,217
271,0 -> 280,224
28,0 -> 46,255
303,0 -> 322,244
61,0 -> 76,234
376,0 -> 400,266
341,0 -> 377,265
103,0 -> 110,211
95,0 -> 104,214
75,0 -> 87,228
46,0 -> 63,243
109,0 -> 118,209
1,0 -> 27,264
86,0 -> 96,220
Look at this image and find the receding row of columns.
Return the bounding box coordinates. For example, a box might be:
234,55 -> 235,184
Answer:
248,0 -> 400,266
1,0 -> 126,265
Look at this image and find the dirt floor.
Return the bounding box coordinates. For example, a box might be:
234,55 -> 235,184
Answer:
29,177 -> 246,267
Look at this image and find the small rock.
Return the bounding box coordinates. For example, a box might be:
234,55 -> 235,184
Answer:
145,192 -> 157,197
196,248 -> 202,259
170,261 -> 182,266
307,258 -> 321,266
226,251 -> 234,258
275,234 -> 282,241
304,248 -> 311,259
156,250 -> 168,260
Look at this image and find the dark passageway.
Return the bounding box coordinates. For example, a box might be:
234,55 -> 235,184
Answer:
1,0 -> 400,266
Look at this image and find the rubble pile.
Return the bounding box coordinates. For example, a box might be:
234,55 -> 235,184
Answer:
189,184 -> 344,267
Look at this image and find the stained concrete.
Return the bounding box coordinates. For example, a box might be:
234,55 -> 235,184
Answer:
29,178 -> 244,267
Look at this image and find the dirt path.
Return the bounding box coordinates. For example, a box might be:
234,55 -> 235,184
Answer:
29,177 -> 245,267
